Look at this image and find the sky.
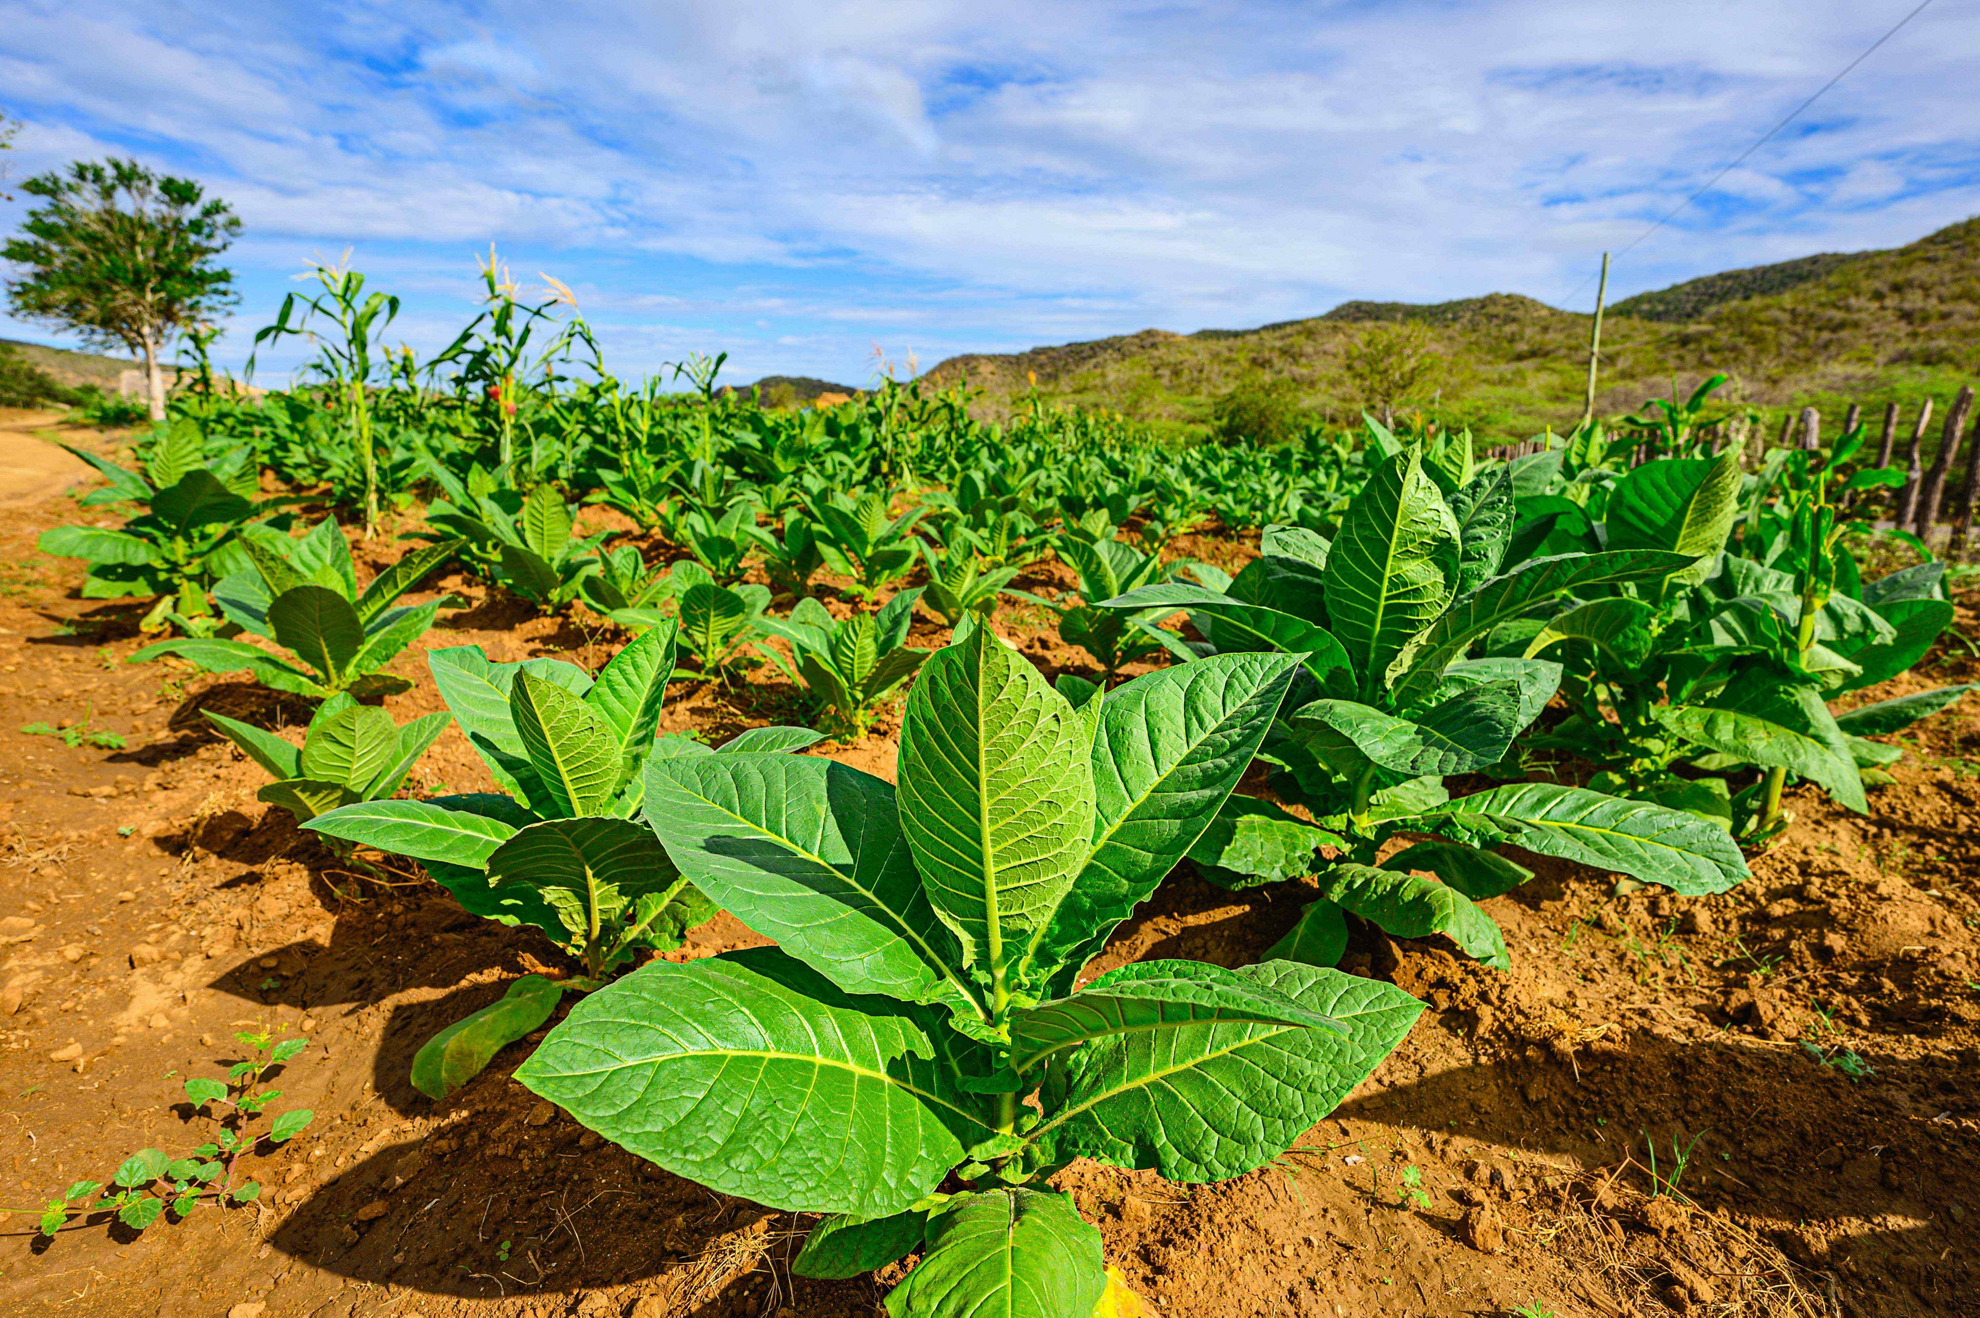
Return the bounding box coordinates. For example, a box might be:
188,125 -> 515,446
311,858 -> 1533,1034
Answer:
0,0 -> 1976,388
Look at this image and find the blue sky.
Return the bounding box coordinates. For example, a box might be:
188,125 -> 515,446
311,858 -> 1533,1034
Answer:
1,0 -> 1975,388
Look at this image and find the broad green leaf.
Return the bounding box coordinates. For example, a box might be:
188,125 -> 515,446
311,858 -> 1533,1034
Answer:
183,1077 -> 228,1106
130,638 -> 322,694
1406,782 -> 1749,894
679,582 -> 747,659
1262,900 -> 1347,966
146,419 -> 203,489
520,483 -> 574,559
718,726 -> 826,753
485,817 -> 682,937
1606,452 -> 1740,570
1836,684 -> 1977,736
257,778 -> 354,822
1290,682 -> 1522,778
300,704 -> 398,788
497,544 -> 563,601
512,672 -> 622,817
1184,794 -> 1333,889
1448,465 -> 1515,593
1030,960 -> 1424,1181
151,470 -> 252,533
1010,960 -> 1343,1072
267,1109 -> 312,1142
1861,561 -> 1944,606
40,525 -> 157,566
1100,584 -> 1352,690
305,799 -> 518,867
1427,656 -> 1561,731
642,754 -> 983,1022
793,1209 -> 928,1281
114,1149 -> 170,1187
583,621 -> 677,760
1524,597 -> 1657,667
1034,653 -> 1302,985
898,627 -> 1095,996
202,710 -> 302,781
1318,863 -> 1508,969
1383,840 -> 1532,899
366,711 -> 452,798
1227,552 -> 1327,621
268,586 -> 366,683
1656,685 -> 1865,814
1833,598 -> 1954,693
1388,550 -> 1694,705
409,975 -> 564,1101
884,1189 -> 1106,1318
355,538 -> 460,624
515,951 -> 993,1218
351,599 -> 444,677
1846,734 -> 1902,769
1324,450 -> 1460,698
212,569 -> 273,636
119,1198 -> 164,1231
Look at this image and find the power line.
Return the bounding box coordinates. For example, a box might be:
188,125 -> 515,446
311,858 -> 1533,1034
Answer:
1559,0 -> 1939,310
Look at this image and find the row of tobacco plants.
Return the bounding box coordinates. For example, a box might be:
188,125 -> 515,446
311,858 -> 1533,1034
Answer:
19,265 -> 1973,1310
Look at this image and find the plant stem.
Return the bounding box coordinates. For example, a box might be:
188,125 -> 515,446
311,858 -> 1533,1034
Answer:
1347,764 -> 1377,834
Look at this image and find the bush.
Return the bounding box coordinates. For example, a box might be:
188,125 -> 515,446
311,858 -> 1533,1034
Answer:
0,344 -> 77,409
1209,376 -> 1306,445
72,386 -> 149,427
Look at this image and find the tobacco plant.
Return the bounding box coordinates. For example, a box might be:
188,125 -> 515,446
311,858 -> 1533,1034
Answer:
426,475 -> 604,611
305,628 -> 820,1096
204,693 -> 449,823
747,508 -> 827,599
517,627 -> 1422,1305
916,538 -> 1026,627
39,422 -> 285,633
1107,451 -> 1751,968
812,490 -> 925,597
1051,532 -> 1189,679
579,544 -> 674,622
129,519 -> 459,699
759,588 -> 929,734
671,564 -> 776,680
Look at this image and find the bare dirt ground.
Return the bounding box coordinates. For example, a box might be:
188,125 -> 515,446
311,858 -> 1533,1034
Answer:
0,446 -> 1974,1317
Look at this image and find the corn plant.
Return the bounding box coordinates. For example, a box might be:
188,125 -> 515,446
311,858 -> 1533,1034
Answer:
1106,451 -> 1751,968
307,626 -> 820,1096
516,627 -> 1421,1302
39,421 -> 285,633
205,693 -> 448,822
129,519 -> 459,699
812,490 -> 925,597
759,588 -> 929,734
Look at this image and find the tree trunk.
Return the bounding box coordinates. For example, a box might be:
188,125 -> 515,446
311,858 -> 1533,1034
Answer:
139,326 -> 165,423
1895,399 -> 1934,529
1913,386 -> 1975,541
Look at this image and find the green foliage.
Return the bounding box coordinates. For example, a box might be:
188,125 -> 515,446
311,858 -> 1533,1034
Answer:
129,518 -> 460,698
37,418 -> 287,632
747,508 -> 827,599
1209,376 -> 1306,446
22,715 -> 124,750
1110,448 -> 1748,967
8,1028 -> 309,1239
0,341 -> 77,407
512,627 -> 1420,1305
813,490 -> 925,597
204,692 -> 448,823
424,470 -> 605,611
917,538 -> 1025,628
1051,533 -> 1190,678
759,588 -> 931,734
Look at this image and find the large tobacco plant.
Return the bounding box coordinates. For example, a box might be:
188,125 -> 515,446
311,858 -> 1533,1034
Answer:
1104,451 -> 1752,969
517,627 -> 1423,1307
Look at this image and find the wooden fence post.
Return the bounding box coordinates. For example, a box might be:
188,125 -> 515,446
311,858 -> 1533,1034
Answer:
1895,399 -> 1934,529
1913,385 -> 1976,541
1799,406 -> 1820,450
1950,409 -> 1980,557
1843,402 -> 1861,437
1874,401 -> 1899,469
1775,412 -> 1795,450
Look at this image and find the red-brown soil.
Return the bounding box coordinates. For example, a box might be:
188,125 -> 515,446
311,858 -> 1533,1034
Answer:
0,428 -> 1974,1317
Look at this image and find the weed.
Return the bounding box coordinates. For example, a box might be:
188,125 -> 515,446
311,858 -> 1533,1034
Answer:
1801,1039 -> 1875,1079
22,715 -> 124,750
1643,1128 -> 1705,1200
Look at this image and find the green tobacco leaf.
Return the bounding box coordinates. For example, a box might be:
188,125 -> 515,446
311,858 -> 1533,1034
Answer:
1263,900 -> 1347,966
351,598 -> 444,677
1388,550 -> 1694,705
1606,452 -> 1741,570
1290,681 -> 1522,778
268,586 -> 366,683
256,778 -> 354,822
515,951 -> 992,1218
201,710 -> 302,781
485,817 -> 681,935
884,1188 -> 1106,1318
642,754 -> 983,1021
1034,653 -> 1302,984
1408,782 -> 1749,894
39,525 -> 157,566
151,469 -> 251,533
300,704 -> 398,788
1319,864 -> 1508,969
1096,584 -> 1352,689
497,544 -> 562,602
130,638 -> 324,694
1861,561 -> 1944,607
1665,679 -> 1865,814
512,672 -> 622,817
583,621 -> 678,767
1184,794 -> 1332,889
718,726 -> 826,753
410,975 -> 564,1101
1010,960 -> 1343,1072
1383,840 -> 1531,900
366,711 -> 452,799
1833,598 -> 1955,693
354,539 -> 460,624
1427,657 -> 1561,731
305,800 -> 518,867
679,582 -> 748,659
1836,684 -> 1977,736
1523,596 -> 1657,667
898,627 -> 1095,992
1032,960 -> 1424,1182
1324,450 -> 1460,697
1449,464 -> 1515,593
793,1209 -> 928,1281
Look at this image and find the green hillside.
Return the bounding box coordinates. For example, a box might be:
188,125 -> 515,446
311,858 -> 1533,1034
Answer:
922,217 -> 1980,440
0,336 -> 135,389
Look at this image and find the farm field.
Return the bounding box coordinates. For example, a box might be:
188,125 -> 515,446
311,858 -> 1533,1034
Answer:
0,387 -> 1975,1318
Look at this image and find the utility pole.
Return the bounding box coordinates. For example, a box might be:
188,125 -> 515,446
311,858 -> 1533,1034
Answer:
1581,252 -> 1610,426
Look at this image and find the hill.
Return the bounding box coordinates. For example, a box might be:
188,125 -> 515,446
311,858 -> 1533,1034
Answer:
0,337 -> 135,390
921,217 -> 1980,438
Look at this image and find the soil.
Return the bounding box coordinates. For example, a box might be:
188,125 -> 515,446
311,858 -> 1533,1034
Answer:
0,421 -> 1975,1317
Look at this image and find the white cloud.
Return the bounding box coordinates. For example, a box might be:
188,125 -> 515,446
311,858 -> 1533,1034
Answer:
0,0 -> 1975,382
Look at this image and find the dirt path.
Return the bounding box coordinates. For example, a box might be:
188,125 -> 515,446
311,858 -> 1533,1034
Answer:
0,411 -> 94,505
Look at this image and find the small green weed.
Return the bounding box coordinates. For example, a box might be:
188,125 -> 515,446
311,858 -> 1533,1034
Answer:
22,715 -> 124,750
1643,1128 -> 1705,1200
